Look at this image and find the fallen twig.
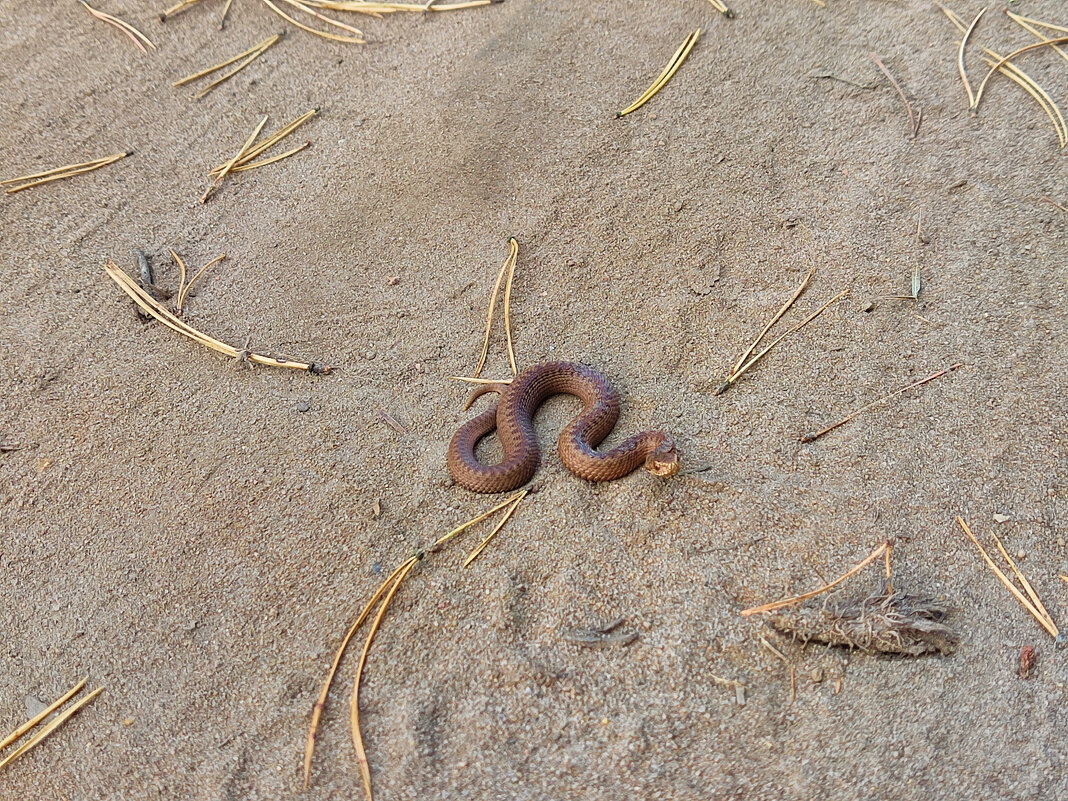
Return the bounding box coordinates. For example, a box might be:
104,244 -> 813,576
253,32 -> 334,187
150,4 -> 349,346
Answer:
257,0 -> 366,43
799,362 -> 962,443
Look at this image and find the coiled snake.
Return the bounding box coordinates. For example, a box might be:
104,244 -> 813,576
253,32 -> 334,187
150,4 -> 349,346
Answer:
447,361 -> 680,493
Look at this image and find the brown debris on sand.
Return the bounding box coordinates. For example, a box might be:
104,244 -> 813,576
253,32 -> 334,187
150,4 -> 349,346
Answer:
767,583 -> 960,656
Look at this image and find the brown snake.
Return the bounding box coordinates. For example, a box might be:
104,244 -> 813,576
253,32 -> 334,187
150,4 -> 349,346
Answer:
447,361 -> 680,493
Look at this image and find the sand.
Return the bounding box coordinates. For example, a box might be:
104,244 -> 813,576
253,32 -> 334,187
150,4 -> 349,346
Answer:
1,0 -> 1066,798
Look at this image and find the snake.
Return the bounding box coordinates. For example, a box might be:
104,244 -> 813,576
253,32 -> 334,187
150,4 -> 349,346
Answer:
447,361 -> 680,493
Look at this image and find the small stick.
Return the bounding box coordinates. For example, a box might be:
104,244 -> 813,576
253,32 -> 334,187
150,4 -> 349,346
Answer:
716,288 -> 848,396
303,558 -> 415,789
351,556 -> 419,801
501,237 -> 520,376
3,151 -> 129,194
471,242 -> 513,378
972,37 -> 1068,110
957,517 -> 1058,639
870,54 -> 919,138
80,1 -> 156,53
208,110 -> 317,175
0,687 -> 103,772
740,541 -> 890,616
0,677 -> 87,752
799,362 -> 962,443
1041,197 -> 1068,214
729,268 -> 814,380
463,490 -> 527,567
957,7 -> 986,108
618,29 -> 700,117
201,115 -> 269,204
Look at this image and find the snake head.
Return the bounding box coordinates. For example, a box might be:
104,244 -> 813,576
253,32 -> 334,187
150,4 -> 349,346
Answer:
644,438 -> 680,478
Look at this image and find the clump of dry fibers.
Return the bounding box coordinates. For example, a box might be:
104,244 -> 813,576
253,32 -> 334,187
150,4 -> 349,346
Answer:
767,583 -> 959,656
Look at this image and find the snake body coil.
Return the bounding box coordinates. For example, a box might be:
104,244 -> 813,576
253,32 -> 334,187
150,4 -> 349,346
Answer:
447,361 -> 680,493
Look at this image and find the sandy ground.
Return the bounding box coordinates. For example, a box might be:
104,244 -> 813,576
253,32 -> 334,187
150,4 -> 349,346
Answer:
1,0 -> 1067,798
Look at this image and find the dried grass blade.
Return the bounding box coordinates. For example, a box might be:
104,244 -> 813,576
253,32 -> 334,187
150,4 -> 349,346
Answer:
276,0 -> 364,34
1,152 -> 126,185
80,2 -> 156,52
303,558 -> 417,789
989,531 -> 1056,630
351,556 -> 419,801
730,268 -> 814,380
308,0 -> 495,12
1005,12 -> 1068,35
501,237 -> 520,376
0,677 -> 87,752
4,154 -> 130,196
433,491 -> 526,550
178,34 -> 283,96
471,243 -> 512,378
226,141 -> 310,172
740,542 -> 890,616
212,109 -> 317,172
618,29 -> 700,117
1007,11 -> 1068,65
957,517 -> 1058,638
161,0 -> 205,21
201,115 -> 269,203
104,260 -> 329,372
957,7 -> 986,107
972,37 -> 1068,109
176,254 -> 226,314
870,54 -> 919,137
258,0 -> 365,43
446,375 -> 514,385
0,687 -> 103,773
717,288 -> 847,395
462,490 -> 527,567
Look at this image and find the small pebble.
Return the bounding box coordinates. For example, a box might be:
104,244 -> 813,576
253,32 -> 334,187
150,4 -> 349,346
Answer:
365,351 -> 376,360
122,717 -> 135,727
993,513 -> 1011,523
810,668 -> 824,683
295,401 -> 310,413
387,276 -> 399,286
